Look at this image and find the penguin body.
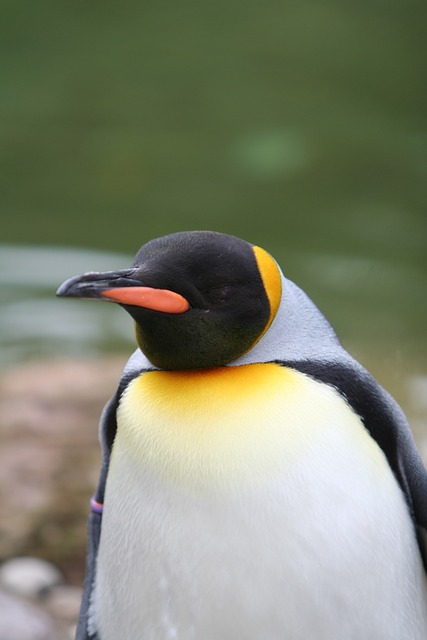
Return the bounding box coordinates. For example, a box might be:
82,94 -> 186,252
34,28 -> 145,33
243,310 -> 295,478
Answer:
57,231 -> 427,639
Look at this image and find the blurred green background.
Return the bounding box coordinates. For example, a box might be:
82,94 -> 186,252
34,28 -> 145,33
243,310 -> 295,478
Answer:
1,0 -> 426,384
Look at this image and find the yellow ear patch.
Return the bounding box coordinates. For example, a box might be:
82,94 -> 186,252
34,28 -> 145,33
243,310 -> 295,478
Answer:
252,246 -> 282,330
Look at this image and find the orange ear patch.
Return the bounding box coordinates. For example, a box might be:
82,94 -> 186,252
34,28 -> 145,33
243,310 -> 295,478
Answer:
252,246 -> 282,329
101,287 -> 190,314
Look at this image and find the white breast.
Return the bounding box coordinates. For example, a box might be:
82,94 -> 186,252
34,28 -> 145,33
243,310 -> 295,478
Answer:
91,365 -> 427,639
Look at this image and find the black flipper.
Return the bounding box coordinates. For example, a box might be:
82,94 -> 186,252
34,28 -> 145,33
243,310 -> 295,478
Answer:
280,358 -> 427,569
75,369 -> 143,640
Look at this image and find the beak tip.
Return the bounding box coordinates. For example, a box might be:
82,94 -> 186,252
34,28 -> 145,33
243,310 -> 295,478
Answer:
56,274 -> 83,298
55,269 -> 137,301
56,283 -> 68,297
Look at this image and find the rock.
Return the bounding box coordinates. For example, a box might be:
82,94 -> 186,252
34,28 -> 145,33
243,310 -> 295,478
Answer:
0,557 -> 63,598
0,588 -> 54,640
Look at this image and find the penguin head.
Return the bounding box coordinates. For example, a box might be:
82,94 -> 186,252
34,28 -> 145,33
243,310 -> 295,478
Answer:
57,231 -> 282,370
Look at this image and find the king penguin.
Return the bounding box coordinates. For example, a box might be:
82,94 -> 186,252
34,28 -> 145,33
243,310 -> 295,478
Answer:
57,231 -> 427,640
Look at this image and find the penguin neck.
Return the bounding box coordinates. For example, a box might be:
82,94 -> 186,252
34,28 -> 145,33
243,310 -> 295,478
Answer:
125,272 -> 345,375
231,272 -> 343,367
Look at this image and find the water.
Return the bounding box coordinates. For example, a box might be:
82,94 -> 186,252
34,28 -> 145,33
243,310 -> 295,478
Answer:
1,242 -> 425,418
0,246 -> 135,364
1,242 -> 425,367
1,240 -> 426,451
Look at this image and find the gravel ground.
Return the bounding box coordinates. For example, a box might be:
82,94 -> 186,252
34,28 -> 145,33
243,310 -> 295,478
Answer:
0,556 -> 81,640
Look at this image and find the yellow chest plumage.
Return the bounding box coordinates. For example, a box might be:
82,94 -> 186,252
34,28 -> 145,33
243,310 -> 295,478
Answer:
95,363 -> 427,640
114,363 -> 386,489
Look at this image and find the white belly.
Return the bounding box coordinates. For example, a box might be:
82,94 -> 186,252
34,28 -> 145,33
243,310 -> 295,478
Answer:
91,365 -> 427,639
